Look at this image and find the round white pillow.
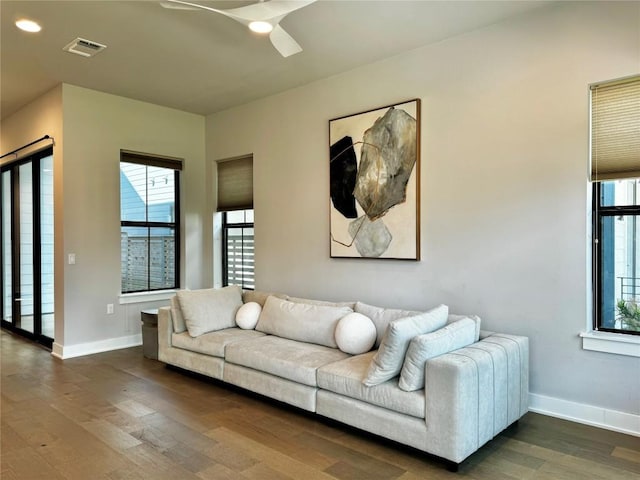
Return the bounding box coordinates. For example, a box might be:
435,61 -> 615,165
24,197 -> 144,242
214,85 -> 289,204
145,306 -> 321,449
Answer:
235,302 -> 262,330
335,312 -> 377,355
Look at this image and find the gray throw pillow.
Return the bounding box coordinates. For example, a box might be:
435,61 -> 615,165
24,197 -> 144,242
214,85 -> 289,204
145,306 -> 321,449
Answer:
354,302 -> 421,347
362,304 -> 449,387
447,314 -> 482,342
399,317 -> 477,392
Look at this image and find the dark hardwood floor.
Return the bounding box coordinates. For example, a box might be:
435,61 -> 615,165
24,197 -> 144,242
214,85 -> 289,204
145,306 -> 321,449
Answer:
1,330 -> 639,479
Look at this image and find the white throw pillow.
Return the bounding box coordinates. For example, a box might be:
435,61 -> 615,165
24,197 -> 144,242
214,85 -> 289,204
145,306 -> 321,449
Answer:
399,317 -> 477,392
177,285 -> 243,337
335,312 -> 377,355
362,304 -> 449,387
255,296 -> 352,348
236,301 -> 262,330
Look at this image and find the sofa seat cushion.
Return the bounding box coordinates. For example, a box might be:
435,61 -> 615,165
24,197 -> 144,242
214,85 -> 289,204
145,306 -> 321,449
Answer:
172,328 -> 265,358
225,336 -> 350,387
317,352 -> 425,419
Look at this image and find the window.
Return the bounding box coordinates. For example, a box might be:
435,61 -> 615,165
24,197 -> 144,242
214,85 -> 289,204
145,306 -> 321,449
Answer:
591,76 -> 640,336
593,180 -> 640,334
120,151 -> 181,293
217,156 -> 254,290
222,209 -> 255,289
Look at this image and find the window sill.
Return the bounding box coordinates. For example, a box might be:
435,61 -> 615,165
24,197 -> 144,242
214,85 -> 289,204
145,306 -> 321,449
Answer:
119,289 -> 177,305
580,331 -> 640,357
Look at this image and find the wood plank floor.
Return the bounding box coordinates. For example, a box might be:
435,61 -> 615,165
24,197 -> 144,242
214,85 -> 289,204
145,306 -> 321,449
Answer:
1,330 -> 639,480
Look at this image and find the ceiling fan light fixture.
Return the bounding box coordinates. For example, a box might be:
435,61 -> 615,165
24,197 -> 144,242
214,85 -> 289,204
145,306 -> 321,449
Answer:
248,20 -> 273,34
15,19 -> 41,33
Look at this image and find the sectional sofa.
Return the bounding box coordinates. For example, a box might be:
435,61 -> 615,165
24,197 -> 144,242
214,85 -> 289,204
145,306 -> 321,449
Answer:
157,285 -> 529,470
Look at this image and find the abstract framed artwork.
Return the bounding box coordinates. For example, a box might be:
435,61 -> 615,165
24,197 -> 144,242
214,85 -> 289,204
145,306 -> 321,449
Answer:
329,99 -> 420,260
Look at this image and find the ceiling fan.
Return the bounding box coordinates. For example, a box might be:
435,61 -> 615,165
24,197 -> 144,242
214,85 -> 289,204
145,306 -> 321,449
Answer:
161,0 -> 316,57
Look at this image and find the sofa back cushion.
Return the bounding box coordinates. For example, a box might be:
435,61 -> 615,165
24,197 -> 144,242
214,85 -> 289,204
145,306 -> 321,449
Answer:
287,296 -> 357,310
256,296 -> 352,348
363,304 -> 449,387
170,295 -> 187,333
177,286 -> 243,337
354,302 -> 422,347
242,290 -> 287,307
399,317 -> 478,391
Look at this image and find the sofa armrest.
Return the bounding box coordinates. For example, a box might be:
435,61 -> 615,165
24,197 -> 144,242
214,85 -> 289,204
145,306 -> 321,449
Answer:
158,306 -> 174,362
424,333 -> 529,463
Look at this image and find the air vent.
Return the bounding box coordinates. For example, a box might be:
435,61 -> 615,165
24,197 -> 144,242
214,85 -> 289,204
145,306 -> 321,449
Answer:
63,37 -> 107,57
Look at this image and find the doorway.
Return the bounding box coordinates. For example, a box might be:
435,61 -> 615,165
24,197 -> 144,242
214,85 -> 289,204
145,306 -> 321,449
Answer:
1,147 -> 54,348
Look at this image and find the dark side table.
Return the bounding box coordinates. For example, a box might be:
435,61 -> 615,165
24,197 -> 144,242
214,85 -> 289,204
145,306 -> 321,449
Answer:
141,309 -> 159,359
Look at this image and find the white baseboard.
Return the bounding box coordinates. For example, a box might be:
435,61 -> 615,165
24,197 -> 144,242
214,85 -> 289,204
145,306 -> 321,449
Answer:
51,334 -> 142,360
529,393 -> 640,437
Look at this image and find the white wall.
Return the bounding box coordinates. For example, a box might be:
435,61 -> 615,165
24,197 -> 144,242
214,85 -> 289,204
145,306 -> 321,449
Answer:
2,84 -> 207,356
60,84 -> 207,350
0,86 -> 65,343
206,1 -> 640,425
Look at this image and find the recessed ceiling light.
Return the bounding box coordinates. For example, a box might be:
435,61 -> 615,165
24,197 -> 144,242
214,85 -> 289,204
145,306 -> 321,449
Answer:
15,19 -> 41,33
248,21 -> 273,34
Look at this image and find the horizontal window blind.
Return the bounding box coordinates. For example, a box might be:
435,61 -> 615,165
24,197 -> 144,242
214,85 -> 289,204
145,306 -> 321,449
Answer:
217,155 -> 253,211
591,76 -> 640,181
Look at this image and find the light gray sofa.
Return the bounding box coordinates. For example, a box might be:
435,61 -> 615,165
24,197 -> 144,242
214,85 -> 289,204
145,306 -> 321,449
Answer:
157,287 -> 529,470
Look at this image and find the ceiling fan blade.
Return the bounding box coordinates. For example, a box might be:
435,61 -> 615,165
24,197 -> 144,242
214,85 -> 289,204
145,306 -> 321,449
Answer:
162,0 -> 226,15
162,0 -> 251,27
226,0 -> 316,22
269,24 -> 302,57
162,0 -> 311,57
160,1 -> 201,10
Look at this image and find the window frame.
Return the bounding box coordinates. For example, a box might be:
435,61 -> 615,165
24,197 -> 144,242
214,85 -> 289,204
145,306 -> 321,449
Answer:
120,153 -> 181,294
592,181 -> 640,336
221,209 -> 254,290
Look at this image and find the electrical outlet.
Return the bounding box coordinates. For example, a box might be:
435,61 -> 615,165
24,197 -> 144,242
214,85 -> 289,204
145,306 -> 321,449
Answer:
106,304 -> 114,314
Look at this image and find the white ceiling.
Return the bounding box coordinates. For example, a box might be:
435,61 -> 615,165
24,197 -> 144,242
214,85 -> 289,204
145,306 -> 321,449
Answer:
1,0 -> 553,120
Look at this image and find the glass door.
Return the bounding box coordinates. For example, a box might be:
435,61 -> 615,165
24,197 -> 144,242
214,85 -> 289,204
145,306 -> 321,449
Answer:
1,170 -> 12,331
1,148 -> 54,347
17,162 -> 34,334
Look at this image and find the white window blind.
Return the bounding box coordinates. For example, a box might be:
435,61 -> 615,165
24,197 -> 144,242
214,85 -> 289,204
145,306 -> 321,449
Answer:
591,76 -> 640,181
217,155 -> 253,211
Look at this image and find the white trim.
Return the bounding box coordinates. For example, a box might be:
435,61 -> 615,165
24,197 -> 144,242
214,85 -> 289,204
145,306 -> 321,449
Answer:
51,334 -> 142,360
580,331 -> 640,357
119,289 -> 177,305
529,393 -> 640,437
